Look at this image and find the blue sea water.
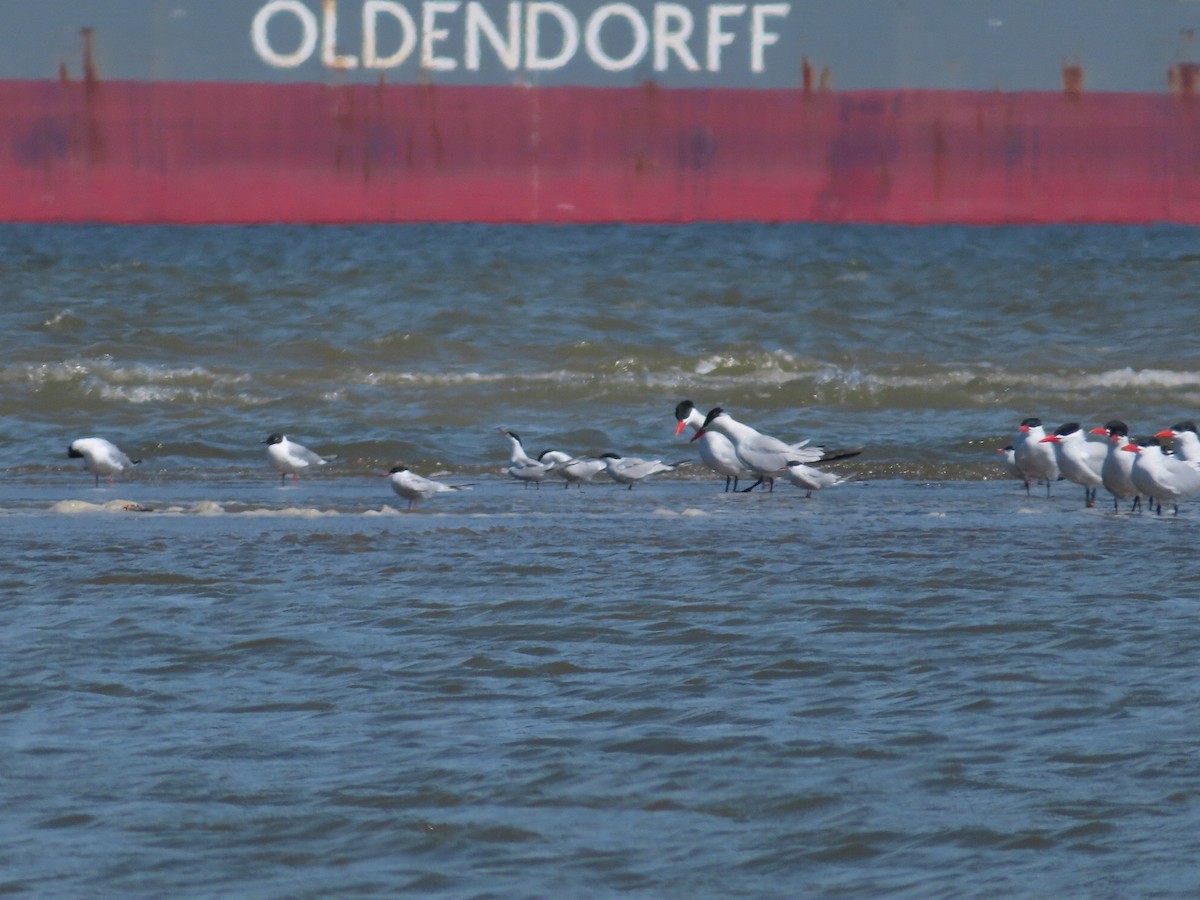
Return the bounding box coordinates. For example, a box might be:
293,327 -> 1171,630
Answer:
2,224 -> 1200,897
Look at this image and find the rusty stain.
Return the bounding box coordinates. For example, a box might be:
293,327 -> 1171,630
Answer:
58,62 -> 70,83
1062,59 -> 1084,96
802,56 -> 813,93
1169,62 -> 1200,96
819,66 -> 832,92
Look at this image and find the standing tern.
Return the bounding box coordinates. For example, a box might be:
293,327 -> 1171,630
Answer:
599,453 -> 686,489
1040,422 -> 1105,507
674,400 -> 753,491
1156,421 -> 1200,463
690,407 -> 825,492
539,449 -> 607,488
67,437 -> 141,486
1089,420 -> 1141,512
1123,437 -> 1200,515
997,445 -> 1025,483
263,433 -> 333,484
1012,417 -> 1059,496
498,427 -> 556,488
386,464 -> 472,511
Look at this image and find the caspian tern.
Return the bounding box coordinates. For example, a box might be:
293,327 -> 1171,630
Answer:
539,449 -> 607,488
1040,422 -> 1105,507
67,437 -> 141,486
263,433 -> 332,484
1156,421 -> 1200,463
1123,437 -> 1200,515
498,427 -> 556,488
1012,417 -> 1059,496
1089,420 -> 1141,512
783,460 -> 850,498
674,400 -> 753,491
599,453 -> 685,489
691,407 -> 825,492
386,465 -> 472,511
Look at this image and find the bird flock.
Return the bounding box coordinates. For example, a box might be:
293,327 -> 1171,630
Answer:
1003,417 -> 1200,515
64,402 -> 862,511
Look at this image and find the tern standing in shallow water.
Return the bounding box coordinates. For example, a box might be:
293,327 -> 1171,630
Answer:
690,407 -> 825,493
599,453 -> 685,489
67,437 -> 140,486
386,465 -> 472,511
263,433 -> 332,484
1124,438 -> 1200,516
674,400 -> 753,491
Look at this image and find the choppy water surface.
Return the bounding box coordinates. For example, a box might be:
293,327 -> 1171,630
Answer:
3,224 -> 1200,897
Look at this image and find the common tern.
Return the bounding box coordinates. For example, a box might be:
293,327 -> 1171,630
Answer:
1040,422 -> 1105,507
1156,421 -> 1200,463
1089,420 -> 1141,512
690,407 -> 825,492
599,452 -> 685,489
263,433 -> 332,484
1012,417 -> 1059,496
67,437 -> 141,486
674,400 -> 753,491
1123,437 -> 1200,515
783,460 -> 850,498
386,465 -> 472,511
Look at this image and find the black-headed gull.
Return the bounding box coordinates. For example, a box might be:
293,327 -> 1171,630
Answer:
263,433 -> 332,484
67,437 -> 140,486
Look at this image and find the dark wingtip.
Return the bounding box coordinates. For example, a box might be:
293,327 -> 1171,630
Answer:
818,446 -> 865,463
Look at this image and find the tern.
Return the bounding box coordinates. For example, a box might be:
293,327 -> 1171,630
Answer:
1012,417 -> 1059,496
997,445 -> 1025,483
386,465 -> 472,511
67,437 -> 141,486
690,407 -> 825,492
599,453 -> 685,489
783,460 -> 850,498
1156,421 -> 1200,463
674,400 -> 754,491
263,433 -> 332,484
539,449 -> 607,488
1123,437 -> 1200,515
1089,420 -> 1141,512
1040,422 -> 1105,507
498,427 -> 556,488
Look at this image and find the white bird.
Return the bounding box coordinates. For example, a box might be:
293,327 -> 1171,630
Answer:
674,400 -> 754,491
263,432 -> 332,484
67,437 -> 140,486
599,453 -> 684,489
539,449 -> 607,488
783,460 -> 850,498
1089,420 -> 1141,512
691,407 -> 825,492
996,445 -> 1025,482
1040,422 -> 1105,507
498,427 -> 557,488
1124,438 -> 1200,515
1156,421 -> 1200,463
386,464 -> 471,511
1012,417 -> 1059,496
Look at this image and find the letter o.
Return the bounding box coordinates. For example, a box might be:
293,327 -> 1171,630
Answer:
585,4 -> 650,72
252,0 -> 319,68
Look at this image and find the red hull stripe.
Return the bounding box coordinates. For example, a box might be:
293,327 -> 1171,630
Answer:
3,80 -> 1199,224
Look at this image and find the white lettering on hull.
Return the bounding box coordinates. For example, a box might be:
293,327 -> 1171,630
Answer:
251,0 -> 791,75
